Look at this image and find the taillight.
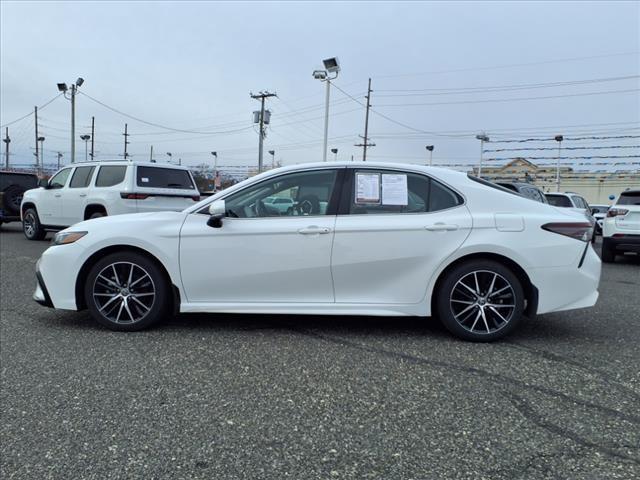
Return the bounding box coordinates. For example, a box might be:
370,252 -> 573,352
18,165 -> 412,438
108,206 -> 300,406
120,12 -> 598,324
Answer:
607,208 -> 629,217
120,193 -> 149,200
542,222 -> 593,242
192,195 -> 200,201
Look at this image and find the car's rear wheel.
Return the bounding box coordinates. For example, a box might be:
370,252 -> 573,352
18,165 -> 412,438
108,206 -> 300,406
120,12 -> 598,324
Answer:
601,239 -> 616,263
22,207 -> 47,240
89,212 -> 105,220
435,260 -> 525,342
84,252 -> 170,331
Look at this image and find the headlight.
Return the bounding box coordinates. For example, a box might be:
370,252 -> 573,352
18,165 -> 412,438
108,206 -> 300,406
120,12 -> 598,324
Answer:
52,231 -> 87,246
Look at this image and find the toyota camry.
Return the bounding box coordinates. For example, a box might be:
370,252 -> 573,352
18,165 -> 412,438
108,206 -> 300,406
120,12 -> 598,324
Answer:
33,162 -> 601,341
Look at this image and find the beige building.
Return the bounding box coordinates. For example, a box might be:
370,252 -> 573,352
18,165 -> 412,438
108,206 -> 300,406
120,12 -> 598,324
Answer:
472,158 -> 639,204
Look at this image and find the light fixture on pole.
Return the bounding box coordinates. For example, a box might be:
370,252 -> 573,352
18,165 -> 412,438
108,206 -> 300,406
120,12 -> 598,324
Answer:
166,152 -> 172,164
268,150 -> 275,169
426,145 -> 434,166
37,136 -> 45,174
554,135 -> 564,192
475,133 -> 489,178
313,57 -> 340,162
330,148 -> 338,161
80,134 -> 91,162
56,77 -> 84,163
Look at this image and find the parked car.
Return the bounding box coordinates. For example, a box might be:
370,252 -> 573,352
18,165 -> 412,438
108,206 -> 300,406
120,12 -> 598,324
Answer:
20,161 -> 200,240
589,204 -> 610,235
545,192 -> 597,242
33,162 -> 601,342
601,189 -> 640,262
264,196 -> 295,214
0,171 -> 38,226
495,182 -> 548,204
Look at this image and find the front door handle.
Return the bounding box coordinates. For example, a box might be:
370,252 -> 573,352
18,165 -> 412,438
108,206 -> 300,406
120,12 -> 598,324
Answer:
425,223 -> 458,232
298,226 -> 332,235
54,194 -> 62,198
79,193 -> 87,198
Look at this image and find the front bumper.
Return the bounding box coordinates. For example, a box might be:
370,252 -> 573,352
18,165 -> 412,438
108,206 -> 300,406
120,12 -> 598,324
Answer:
34,269 -> 54,308
604,234 -> 640,253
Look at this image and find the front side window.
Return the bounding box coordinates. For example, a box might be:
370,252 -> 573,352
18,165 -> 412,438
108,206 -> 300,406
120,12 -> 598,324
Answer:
69,166 -> 96,188
137,166 -> 195,189
49,168 -> 72,189
95,166 -> 127,187
350,170 -> 462,214
618,192 -> 640,205
224,169 -> 338,218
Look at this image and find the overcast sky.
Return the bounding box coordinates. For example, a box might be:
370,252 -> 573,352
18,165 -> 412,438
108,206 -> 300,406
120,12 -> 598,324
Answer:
1,1 -> 639,173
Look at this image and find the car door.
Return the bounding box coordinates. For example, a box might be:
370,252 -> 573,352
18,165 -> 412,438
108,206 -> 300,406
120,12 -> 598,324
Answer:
179,167 -> 343,303
331,168 -> 472,304
62,165 -> 96,224
37,167 -> 73,225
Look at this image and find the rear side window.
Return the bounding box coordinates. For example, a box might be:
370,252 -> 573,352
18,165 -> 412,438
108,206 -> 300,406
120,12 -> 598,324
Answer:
617,192 -> 640,205
546,195 -> 572,207
348,171 -> 462,214
69,166 -> 95,188
137,166 -> 195,190
95,166 -> 127,187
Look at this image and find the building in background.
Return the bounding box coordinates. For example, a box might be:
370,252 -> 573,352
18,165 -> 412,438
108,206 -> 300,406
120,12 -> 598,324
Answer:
472,158 -> 639,204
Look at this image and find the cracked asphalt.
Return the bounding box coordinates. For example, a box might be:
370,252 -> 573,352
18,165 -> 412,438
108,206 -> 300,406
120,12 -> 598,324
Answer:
1,223 -> 639,479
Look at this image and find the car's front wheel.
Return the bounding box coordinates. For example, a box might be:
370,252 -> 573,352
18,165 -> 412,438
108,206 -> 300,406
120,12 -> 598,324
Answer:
22,207 -> 47,240
84,251 -> 170,331
435,260 -> 525,342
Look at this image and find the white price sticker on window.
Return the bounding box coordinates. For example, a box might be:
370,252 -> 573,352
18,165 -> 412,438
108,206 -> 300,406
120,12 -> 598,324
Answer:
382,174 -> 408,206
356,173 -> 380,204
141,177 -> 149,183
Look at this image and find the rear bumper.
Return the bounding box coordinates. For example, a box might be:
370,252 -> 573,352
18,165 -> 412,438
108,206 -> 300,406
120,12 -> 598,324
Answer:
529,243 -> 601,314
604,234 -> 640,253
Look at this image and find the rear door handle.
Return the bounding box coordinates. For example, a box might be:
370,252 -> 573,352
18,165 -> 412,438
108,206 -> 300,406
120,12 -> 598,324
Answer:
54,194 -> 62,198
79,194 -> 87,197
425,223 -> 458,232
298,226 -> 332,235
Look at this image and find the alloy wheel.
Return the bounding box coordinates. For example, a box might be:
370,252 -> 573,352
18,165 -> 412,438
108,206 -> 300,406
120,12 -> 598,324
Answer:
449,270 -> 516,334
24,213 -> 36,237
92,262 -> 156,324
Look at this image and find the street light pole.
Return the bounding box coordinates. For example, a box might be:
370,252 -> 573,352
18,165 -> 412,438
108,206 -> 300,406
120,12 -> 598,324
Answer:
268,150 -> 275,169
313,57 -> 340,162
331,148 -> 338,162
37,136 -> 45,175
475,133 -> 489,178
57,77 -> 84,164
80,135 -> 90,162
426,145 -> 434,166
166,152 -> 172,164
555,135 -> 564,192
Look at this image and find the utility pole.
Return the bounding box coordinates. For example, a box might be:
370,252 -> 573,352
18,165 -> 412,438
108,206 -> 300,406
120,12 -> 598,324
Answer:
3,127 -> 9,169
34,106 -> 39,171
356,78 -> 375,161
251,91 -> 276,173
90,116 -> 95,160
71,84 -> 76,163
555,135 -> 564,192
150,145 -> 154,162
123,123 -> 130,160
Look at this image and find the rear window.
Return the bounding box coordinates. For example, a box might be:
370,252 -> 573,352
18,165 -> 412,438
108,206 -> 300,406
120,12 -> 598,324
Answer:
468,175 -> 519,196
591,206 -> 609,214
96,166 -> 127,187
137,166 -> 195,190
546,194 -> 572,207
618,191 -> 640,205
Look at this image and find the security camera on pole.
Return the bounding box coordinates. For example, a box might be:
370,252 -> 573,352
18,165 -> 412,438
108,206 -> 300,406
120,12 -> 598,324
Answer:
313,57 -> 340,162
56,77 -> 84,163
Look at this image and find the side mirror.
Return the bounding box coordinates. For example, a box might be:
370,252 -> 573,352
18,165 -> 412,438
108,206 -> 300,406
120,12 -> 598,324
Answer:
38,178 -> 49,189
207,200 -> 225,228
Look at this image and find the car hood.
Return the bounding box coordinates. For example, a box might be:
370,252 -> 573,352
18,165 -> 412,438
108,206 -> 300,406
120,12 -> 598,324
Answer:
64,210 -> 188,234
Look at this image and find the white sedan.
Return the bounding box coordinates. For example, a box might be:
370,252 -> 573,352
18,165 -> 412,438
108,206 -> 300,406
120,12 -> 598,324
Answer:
33,162 -> 601,341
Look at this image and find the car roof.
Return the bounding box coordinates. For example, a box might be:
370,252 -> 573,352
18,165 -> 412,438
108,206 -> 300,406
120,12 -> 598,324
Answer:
620,188 -> 640,194
69,160 -> 190,170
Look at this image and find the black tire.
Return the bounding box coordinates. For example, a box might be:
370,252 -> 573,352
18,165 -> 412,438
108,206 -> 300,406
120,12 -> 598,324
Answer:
2,185 -> 25,215
22,207 -> 47,240
89,211 -> 105,220
84,251 -> 170,331
601,239 -> 615,263
435,260 -> 525,342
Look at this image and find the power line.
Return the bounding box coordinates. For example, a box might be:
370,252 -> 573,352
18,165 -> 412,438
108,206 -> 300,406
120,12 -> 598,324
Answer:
488,155 -> 640,161
490,135 -> 640,143
375,75 -> 640,96
484,145 -> 640,152
374,88 -> 640,107
0,94 -> 63,128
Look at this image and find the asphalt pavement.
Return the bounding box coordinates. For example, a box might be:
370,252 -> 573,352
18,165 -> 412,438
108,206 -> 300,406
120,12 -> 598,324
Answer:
1,223 -> 639,480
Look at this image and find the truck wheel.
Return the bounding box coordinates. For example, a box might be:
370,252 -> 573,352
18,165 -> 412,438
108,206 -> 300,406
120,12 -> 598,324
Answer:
2,185 -> 25,216
22,207 -> 47,240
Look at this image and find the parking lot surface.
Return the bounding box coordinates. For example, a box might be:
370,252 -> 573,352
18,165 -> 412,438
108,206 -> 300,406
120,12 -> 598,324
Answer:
1,223 -> 639,480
